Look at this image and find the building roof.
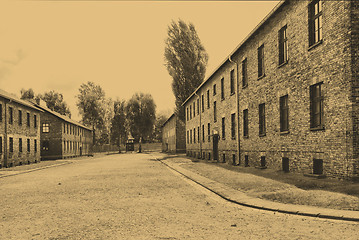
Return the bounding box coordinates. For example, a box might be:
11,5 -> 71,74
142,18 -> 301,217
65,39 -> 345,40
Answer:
161,113 -> 175,128
182,0 -> 286,106
31,102 -> 92,131
0,88 -> 43,112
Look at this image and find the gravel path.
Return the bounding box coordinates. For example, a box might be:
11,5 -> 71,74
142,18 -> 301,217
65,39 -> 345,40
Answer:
0,153 -> 358,239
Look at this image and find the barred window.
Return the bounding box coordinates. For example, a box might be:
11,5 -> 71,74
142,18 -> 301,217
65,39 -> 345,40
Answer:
214,101 -> 217,122
18,110 -> 22,125
222,117 -> 226,140
27,112 -> 30,127
280,95 -> 289,132
9,107 -> 13,124
231,113 -> 236,140
258,45 -> 265,78
242,58 -> 248,88
19,138 -> 22,153
27,139 -> 30,152
243,109 -> 249,137
221,78 -> 225,99
202,125 -> 205,142
207,90 -> 210,109
230,69 -> 235,95
208,123 -> 211,142
213,84 -> 217,96
279,25 -> 288,65
259,103 -> 266,136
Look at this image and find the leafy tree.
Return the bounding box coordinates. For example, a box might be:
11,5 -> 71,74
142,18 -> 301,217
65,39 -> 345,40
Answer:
152,113 -> 170,142
20,88 -> 35,100
125,93 -> 156,142
164,19 -> 208,120
111,99 -> 126,147
76,81 -> 106,145
40,90 -> 71,117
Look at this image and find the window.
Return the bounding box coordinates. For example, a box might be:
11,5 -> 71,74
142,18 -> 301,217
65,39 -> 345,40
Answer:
27,139 -> 30,152
193,102 -> 196,117
0,104 -> 2,122
207,90 -> 210,109
221,78 -> 225,99
193,128 -> 196,143
64,123 -> 66,133
313,158 -> 323,175
208,123 -> 211,142
214,101 -> 217,122
197,99 -> 200,115
222,117 -> 226,140
280,95 -> 289,132
187,131 -> 189,144
67,124 -> 69,134
282,157 -> 289,173
27,112 -> 30,127
9,137 -> 13,152
213,84 -> 217,96
258,45 -> 265,78
19,138 -> 22,153
309,0 -> 323,47
279,26 -> 288,65
197,127 -> 200,143
190,105 -> 192,120
242,58 -> 248,88
186,107 -> 189,121
201,94 -> 204,112
259,103 -> 266,136
9,107 -> 13,124
42,123 -> 50,133
230,69 -> 235,95
0,137 -> 2,154
34,139 -> 37,152
243,109 -> 249,137
260,156 -> 266,168
34,115 -> 37,128
310,82 -> 324,129
18,110 -> 22,125
202,125 -> 205,142
231,113 -> 236,140
42,140 -> 49,151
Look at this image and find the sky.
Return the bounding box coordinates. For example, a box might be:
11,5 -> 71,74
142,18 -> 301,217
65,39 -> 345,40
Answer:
0,0 -> 280,121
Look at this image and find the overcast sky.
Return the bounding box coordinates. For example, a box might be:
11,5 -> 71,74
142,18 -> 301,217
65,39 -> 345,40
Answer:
0,0 -> 279,121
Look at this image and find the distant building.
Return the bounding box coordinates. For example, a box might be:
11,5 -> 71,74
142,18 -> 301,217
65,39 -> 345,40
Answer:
161,113 -> 186,153
30,100 -> 93,160
183,0 -> 359,179
0,89 -> 42,167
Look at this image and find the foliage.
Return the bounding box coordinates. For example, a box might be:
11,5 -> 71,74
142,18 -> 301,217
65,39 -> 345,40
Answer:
164,19 -> 208,120
125,93 -> 156,142
152,113 -> 170,142
20,88 -> 35,100
40,90 -> 71,117
111,99 -> 127,146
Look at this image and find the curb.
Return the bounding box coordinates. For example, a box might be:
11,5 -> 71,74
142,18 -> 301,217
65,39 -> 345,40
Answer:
0,161 -> 73,179
157,158 -> 359,223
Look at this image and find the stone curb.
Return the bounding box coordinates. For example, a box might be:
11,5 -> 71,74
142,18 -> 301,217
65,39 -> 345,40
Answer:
157,158 -> 359,223
0,161 -> 73,179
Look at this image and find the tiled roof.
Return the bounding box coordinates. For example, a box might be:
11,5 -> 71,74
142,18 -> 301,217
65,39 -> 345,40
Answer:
0,88 -> 43,112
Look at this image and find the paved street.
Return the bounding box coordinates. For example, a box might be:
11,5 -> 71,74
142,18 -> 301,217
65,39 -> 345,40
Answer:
0,153 -> 358,240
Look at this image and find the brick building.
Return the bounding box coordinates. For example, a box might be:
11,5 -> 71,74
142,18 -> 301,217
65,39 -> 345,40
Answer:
183,0 -> 359,179
162,113 -> 186,153
0,89 -> 42,167
30,101 -> 93,160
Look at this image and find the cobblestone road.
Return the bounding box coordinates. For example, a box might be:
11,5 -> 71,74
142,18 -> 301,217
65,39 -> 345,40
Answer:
0,153 -> 358,239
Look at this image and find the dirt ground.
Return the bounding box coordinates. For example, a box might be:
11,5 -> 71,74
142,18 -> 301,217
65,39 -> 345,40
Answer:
0,153 -> 358,239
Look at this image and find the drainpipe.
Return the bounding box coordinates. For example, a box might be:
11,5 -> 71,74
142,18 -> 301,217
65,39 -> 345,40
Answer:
3,99 -> 8,167
229,55 -> 240,165
194,92 -> 202,158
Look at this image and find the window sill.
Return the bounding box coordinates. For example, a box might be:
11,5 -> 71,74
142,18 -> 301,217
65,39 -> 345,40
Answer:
259,133 -> 266,137
230,92 -> 235,96
308,40 -> 323,51
231,137 -> 236,140
221,98 -> 225,101
242,84 -> 248,89
258,74 -> 266,80
310,126 -> 325,131
243,135 -> 249,139
280,130 -> 290,135
278,61 -> 288,68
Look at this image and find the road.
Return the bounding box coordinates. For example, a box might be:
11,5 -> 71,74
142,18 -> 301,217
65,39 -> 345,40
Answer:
0,153 -> 358,239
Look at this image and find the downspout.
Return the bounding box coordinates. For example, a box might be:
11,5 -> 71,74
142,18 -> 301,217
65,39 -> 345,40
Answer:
3,99 -> 8,167
229,55 -> 240,165
194,92 -> 202,158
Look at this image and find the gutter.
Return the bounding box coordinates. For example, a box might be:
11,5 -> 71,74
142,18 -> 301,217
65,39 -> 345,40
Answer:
194,92 -> 202,158
228,55 -> 240,165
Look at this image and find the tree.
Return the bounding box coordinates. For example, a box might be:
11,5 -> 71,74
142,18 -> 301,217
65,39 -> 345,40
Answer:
20,88 -> 35,100
164,19 -> 208,120
125,93 -> 156,142
111,99 -> 126,147
76,81 -> 106,145
40,90 -> 71,117
152,112 -> 170,142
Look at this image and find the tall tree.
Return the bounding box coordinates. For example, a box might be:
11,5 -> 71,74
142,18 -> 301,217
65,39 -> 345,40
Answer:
111,99 -> 126,147
125,93 -> 156,142
164,19 -> 208,120
76,81 -> 106,145
152,112 -> 170,142
40,90 -> 71,117
20,88 -> 35,100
